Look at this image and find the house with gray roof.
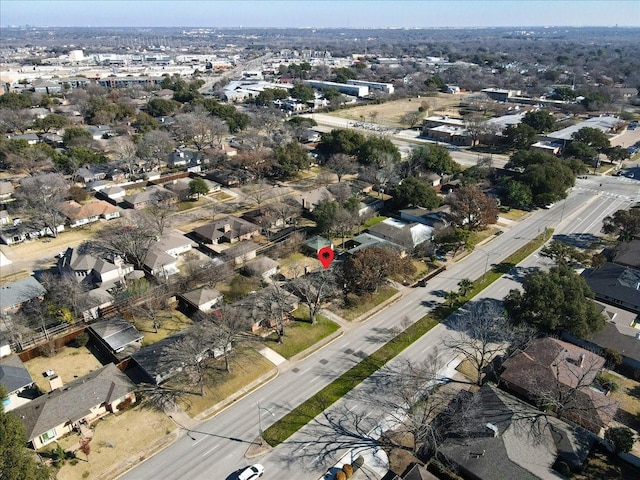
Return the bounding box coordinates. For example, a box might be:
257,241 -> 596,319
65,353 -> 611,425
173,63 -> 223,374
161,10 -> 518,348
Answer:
0,276 -> 46,314
581,263 -> 640,314
438,384 -> 595,480
58,247 -> 132,289
288,187 -> 335,213
123,186 -> 176,210
89,318 -> 143,355
179,287 -> 223,312
11,363 -> 136,449
143,247 -> 179,279
243,256 -> 279,279
0,354 -> 34,411
612,239 -> 640,269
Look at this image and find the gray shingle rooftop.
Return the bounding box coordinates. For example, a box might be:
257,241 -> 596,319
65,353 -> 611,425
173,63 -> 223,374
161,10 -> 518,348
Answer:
0,354 -> 34,395
11,363 -> 135,441
89,318 -> 143,353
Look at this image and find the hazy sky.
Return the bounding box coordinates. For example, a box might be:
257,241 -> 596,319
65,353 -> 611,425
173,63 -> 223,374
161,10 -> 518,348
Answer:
1,0 -> 639,28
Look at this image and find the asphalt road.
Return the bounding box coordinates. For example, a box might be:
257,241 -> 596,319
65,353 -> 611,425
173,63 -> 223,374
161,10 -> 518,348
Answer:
121,177 -> 640,480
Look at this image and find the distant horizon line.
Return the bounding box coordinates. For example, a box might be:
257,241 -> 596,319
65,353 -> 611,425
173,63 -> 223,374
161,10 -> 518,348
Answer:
2,24 -> 638,30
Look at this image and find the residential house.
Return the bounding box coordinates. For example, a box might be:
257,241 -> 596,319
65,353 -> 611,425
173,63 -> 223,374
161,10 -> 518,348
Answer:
581,263 -> 640,314
193,216 -> 260,245
0,222 -> 65,245
289,187 -> 335,213
86,125 -> 114,140
0,354 -> 35,412
0,276 -> 46,314
57,200 -> 121,227
131,324 -> 229,385
560,302 -> 640,374
153,232 -> 194,257
400,205 -> 451,228
437,384 -> 594,480
232,286 -> 299,332
58,248 -> 133,289
40,132 -> 64,146
345,232 -> 406,256
243,256 -> 279,280
0,181 -> 15,202
500,337 -> 619,434
179,287 -> 223,313
357,197 -> 384,218
74,166 -> 108,184
77,287 -> 115,321
89,318 -> 143,355
107,168 -> 127,182
123,186 -> 176,210
222,240 -> 260,266
99,186 -> 126,204
6,133 -> 39,145
206,169 -> 242,186
367,218 -> 432,250
303,235 -> 333,255
167,149 -> 203,169
86,180 -> 110,192
611,239 -> 640,268
12,363 -> 136,449
143,247 -> 179,279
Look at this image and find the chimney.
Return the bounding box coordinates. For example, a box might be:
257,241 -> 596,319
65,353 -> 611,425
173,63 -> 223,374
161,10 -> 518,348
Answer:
48,375 -> 63,391
223,223 -> 231,233
578,353 -> 585,368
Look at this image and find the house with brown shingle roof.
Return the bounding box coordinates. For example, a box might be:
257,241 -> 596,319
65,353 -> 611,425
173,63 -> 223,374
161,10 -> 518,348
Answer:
500,337 -> 618,434
193,216 -> 260,245
57,200 -> 120,227
11,363 -> 136,449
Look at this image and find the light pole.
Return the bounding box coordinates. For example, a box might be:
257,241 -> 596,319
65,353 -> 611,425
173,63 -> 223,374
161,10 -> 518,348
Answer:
477,248 -> 499,283
257,402 -> 275,445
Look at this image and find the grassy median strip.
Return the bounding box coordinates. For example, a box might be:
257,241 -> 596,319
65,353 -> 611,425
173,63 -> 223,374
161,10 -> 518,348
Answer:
263,313 -> 440,446
263,231 -> 552,446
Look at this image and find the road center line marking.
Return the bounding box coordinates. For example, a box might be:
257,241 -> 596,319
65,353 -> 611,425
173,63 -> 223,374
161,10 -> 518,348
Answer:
201,445 -> 219,457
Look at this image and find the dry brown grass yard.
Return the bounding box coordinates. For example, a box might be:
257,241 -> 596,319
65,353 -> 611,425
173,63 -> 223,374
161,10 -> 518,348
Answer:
329,93 -> 473,128
25,345 -> 103,393
55,406 -> 174,480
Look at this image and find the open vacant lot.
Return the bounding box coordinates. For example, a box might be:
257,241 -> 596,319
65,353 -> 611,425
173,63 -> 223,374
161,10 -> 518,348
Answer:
328,93 -> 473,128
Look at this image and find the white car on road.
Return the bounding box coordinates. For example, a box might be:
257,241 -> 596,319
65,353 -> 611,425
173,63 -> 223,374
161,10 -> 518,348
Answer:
239,464 -> 264,480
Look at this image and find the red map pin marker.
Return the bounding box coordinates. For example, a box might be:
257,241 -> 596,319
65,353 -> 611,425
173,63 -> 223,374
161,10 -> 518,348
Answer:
318,246 -> 335,269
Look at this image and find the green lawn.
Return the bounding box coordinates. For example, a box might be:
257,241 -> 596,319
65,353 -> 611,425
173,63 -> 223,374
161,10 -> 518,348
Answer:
266,307 -> 340,359
334,286 -> 399,321
176,197 -> 209,211
362,216 -> 387,229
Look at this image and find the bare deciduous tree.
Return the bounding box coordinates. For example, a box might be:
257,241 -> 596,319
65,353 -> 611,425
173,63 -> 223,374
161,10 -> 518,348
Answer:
144,189 -> 176,236
84,214 -> 156,270
17,173 -> 68,238
287,271 -> 337,324
136,129 -> 174,170
325,153 -> 356,183
444,299 -> 534,386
